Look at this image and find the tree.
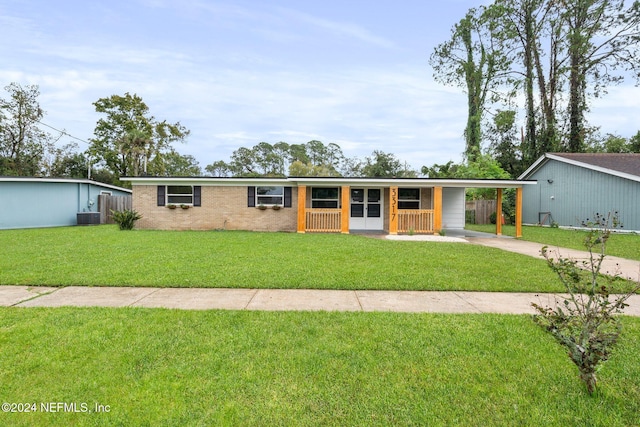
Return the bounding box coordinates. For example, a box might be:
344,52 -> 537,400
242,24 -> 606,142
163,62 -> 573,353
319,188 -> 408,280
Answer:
495,0 -> 564,162
630,131 -> 640,152
272,141 -> 292,173
90,167 -> 117,185
223,143 -> 289,177
532,213 -> 640,394
423,154 -> 510,200
205,160 -> 232,177
588,133 -> 632,153
361,150 -> 417,178
227,146 -> 260,177
430,6 -> 513,161
288,160 -> 341,177
561,0 -> 640,153
466,0 -> 640,159
0,83 -> 54,176
288,143 -> 309,163
162,150 -> 202,176
292,140 -> 346,175
339,156 -> 363,177
421,153 -> 509,183
602,134 -> 630,153
45,142 -> 89,178
253,142 -> 286,176
207,140 -> 353,178
90,93 -> 190,182
487,109 -> 523,177
454,153 -> 510,180
305,140 -> 329,165
421,160 -> 459,178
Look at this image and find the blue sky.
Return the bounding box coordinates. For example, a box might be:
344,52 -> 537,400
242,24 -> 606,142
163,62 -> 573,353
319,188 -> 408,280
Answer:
2,0 -> 639,173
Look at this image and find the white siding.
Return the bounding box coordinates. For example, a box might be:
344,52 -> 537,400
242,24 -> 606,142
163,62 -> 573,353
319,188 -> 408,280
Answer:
442,188 -> 465,229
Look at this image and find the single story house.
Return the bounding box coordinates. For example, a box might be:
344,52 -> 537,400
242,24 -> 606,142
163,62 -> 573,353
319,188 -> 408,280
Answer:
518,153 -> 640,231
0,177 -> 132,230
121,176 -> 534,237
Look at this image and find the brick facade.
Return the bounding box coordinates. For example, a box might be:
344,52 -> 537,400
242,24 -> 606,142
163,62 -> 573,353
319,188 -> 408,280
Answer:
133,185 -> 298,231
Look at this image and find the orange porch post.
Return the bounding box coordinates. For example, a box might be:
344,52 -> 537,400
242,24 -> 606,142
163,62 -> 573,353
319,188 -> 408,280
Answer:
433,186 -> 442,233
297,185 -> 306,233
389,186 -> 398,235
341,186 -> 350,234
515,187 -> 523,238
496,188 -> 503,236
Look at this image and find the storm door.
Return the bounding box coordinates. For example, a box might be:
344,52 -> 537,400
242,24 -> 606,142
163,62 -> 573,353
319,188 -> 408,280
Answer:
350,188 -> 383,230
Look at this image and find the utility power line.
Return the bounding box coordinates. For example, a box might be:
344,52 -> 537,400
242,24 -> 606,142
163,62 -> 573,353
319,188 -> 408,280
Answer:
37,120 -> 91,146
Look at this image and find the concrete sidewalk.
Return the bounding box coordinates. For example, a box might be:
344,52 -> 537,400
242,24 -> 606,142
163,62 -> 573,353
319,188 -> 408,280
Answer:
2,286 -> 640,316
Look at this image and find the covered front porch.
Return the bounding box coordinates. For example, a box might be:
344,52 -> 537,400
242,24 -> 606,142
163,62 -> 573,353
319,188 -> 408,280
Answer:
292,178 -> 529,238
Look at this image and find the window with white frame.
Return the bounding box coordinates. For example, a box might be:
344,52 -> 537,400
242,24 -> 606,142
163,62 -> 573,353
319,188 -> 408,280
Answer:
311,187 -> 340,208
256,186 -> 284,206
167,185 -> 194,205
398,188 -> 420,209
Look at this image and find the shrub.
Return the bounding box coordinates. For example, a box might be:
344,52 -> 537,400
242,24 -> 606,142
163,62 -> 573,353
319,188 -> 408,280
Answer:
532,212 -> 639,394
111,209 -> 142,230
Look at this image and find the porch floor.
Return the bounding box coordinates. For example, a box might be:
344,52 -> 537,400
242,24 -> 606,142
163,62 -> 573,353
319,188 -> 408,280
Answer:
350,229 -> 510,239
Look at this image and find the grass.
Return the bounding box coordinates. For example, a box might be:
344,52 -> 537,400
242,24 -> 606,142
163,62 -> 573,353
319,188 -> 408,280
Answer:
466,224 -> 640,261
0,225 -> 565,292
1,307 -> 639,426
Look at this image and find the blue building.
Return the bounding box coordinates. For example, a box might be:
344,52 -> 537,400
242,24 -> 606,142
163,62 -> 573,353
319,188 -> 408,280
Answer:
519,153 -> 640,232
0,177 -> 131,229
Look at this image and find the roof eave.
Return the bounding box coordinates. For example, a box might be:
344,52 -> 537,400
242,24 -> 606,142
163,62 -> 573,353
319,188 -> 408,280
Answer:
0,176 -> 132,193
122,176 -> 535,188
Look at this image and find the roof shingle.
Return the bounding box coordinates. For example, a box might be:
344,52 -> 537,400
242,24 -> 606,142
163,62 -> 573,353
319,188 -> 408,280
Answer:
552,153 -> 640,178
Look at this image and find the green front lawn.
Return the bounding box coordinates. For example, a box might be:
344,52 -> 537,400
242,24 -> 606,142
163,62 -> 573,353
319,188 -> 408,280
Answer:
0,226 -> 563,292
466,224 -> 640,261
1,308 -> 639,426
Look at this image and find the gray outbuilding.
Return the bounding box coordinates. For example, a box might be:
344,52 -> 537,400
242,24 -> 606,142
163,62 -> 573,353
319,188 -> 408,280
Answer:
0,177 -> 132,230
518,153 -> 640,231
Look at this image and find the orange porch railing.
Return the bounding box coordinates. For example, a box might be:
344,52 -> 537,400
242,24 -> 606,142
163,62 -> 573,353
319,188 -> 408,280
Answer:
305,209 -> 342,232
398,209 -> 434,233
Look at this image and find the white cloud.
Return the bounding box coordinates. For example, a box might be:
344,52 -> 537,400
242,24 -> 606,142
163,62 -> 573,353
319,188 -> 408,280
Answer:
3,56 -> 469,170
276,7 -> 397,49
4,0 -> 637,178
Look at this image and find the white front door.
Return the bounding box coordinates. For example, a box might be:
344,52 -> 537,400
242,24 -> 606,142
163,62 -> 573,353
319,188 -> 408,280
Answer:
350,188 -> 383,230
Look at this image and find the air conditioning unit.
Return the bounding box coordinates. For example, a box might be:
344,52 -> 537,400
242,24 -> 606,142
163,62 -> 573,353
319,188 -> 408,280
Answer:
77,212 -> 101,225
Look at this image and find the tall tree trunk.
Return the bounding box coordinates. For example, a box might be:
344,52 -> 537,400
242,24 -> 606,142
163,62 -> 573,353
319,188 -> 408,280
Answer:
523,0 -> 537,164
465,87 -> 482,162
568,47 -> 585,152
462,22 -> 483,162
566,1 -> 587,152
533,1 -> 562,156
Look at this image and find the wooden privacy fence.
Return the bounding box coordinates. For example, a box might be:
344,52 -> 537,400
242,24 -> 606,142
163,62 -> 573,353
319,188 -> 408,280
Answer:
398,210 -> 434,233
305,209 -> 341,232
99,195 -> 132,224
466,200 -> 496,224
